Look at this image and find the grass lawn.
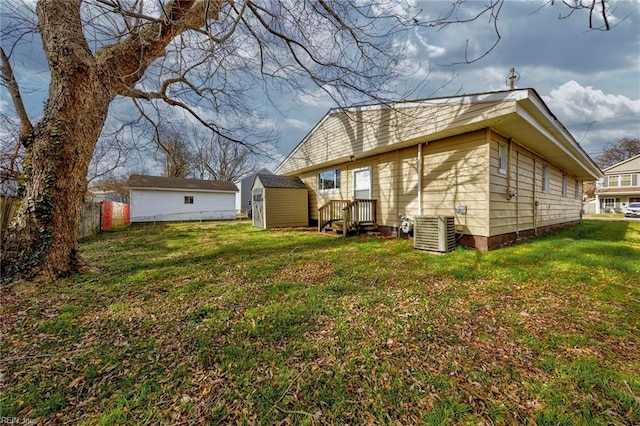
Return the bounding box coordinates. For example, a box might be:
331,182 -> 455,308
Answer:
1,220 -> 639,425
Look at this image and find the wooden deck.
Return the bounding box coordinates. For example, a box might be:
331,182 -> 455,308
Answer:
318,199 -> 378,236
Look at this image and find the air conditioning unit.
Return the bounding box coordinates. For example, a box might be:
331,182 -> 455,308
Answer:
413,216 -> 455,253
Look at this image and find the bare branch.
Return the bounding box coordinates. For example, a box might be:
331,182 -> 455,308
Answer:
0,47 -> 33,138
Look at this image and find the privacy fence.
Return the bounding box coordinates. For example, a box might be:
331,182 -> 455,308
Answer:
0,197 -> 130,241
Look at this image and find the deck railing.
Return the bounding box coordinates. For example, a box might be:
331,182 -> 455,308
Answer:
318,200 -> 349,231
342,199 -> 377,236
318,199 -> 377,235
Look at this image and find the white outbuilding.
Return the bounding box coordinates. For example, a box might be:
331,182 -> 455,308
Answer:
128,175 -> 238,223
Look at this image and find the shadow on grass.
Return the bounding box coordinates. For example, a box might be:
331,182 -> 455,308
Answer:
80,222 -> 369,290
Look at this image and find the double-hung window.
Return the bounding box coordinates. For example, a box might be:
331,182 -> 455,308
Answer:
498,143 -> 508,175
603,198 -> 615,210
542,165 -> 550,193
608,174 -> 633,187
318,169 -> 341,191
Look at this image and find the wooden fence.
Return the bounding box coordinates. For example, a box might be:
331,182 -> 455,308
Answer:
1,196 -> 18,242
0,197 -> 130,241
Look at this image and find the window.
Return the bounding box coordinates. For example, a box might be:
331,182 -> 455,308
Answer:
608,174 -> 633,187
575,180 -> 581,200
318,169 -> 341,191
498,143 -> 508,175
603,198 -> 615,209
621,174 -> 632,186
562,174 -> 568,197
184,196 -> 194,204
542,164 -> 550,193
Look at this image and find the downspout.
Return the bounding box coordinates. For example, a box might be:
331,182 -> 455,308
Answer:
533,157 -> 538,235
396,149 -> 400,238
417,143 -> 423,216
506,138 -> 513,201
515,145 -> 520,239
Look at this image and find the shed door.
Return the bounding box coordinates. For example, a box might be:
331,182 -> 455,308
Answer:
252,189 -> 264,228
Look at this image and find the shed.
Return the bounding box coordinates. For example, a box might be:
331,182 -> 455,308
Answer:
252,174 -> 308,229
235,168 -> 274,216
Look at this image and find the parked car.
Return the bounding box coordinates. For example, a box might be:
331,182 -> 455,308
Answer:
624,202 -> 640,218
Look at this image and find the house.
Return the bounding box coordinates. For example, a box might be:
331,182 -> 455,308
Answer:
275,88 -> 602,250
251,174 -> 308,229
594,153 -> 640,213
128,175 -> 238,222
235,168 -> 273,217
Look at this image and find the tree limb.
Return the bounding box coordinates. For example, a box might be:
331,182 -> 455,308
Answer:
0,47 -> 33,139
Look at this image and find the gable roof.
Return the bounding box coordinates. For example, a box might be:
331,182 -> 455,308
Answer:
255,174 -> 308,189
128,175 -> 238,192
276,88 -> 602,181
602,153 -> 640,174
236,168 -> 274,185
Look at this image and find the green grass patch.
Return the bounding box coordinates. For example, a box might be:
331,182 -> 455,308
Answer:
2,220 -> 639,424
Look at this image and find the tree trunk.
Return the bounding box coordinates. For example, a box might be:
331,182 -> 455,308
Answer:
1,0 -> 224,284
0,0 -> 112,283
1,79 -> 112,284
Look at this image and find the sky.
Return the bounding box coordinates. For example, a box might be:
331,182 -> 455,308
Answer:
275,0 -> 640,163
1,0 -> 639,175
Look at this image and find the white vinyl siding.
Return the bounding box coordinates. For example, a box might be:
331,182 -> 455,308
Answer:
130,189 -> 236,222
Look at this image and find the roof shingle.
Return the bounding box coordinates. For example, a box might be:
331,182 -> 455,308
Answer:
128,175 -> 238,192
255,174 -> 308,189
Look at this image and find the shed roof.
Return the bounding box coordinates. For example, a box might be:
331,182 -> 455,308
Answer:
255,174 -> 308,189
128,175 -> 238,192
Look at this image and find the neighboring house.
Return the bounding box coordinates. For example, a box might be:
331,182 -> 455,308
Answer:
87,189 -> 128,203
128,175 -> 238,222
235,168 -> 273,216
251,174 -> 308,229
276,88 -> 602,250
594,154 -> 640,213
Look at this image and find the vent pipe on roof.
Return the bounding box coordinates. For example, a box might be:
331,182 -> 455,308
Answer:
506,68 -> 520,90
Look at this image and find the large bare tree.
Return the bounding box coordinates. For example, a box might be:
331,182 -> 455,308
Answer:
596,137 -> 640,169
0,0 -> 616,284
192,133 -> 256,181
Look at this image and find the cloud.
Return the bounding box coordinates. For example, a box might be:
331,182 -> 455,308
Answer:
295,88 -> 339,109
285,118 -> 312,130
544,81 -> 640,123
543,81 -> 640,154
